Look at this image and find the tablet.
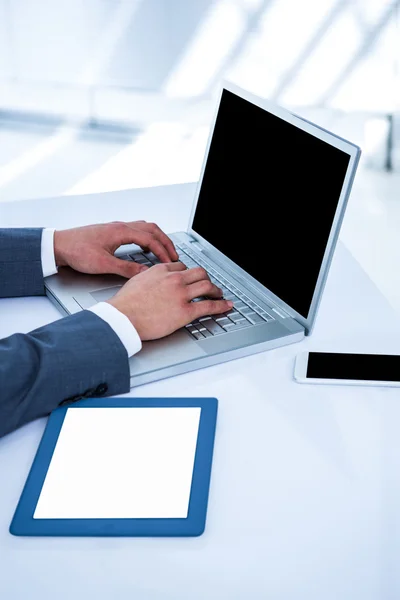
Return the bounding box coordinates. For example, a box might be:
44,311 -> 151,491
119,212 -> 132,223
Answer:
10,397 -> 218,537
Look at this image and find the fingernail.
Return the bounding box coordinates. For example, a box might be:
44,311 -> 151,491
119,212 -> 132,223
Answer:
139,265 -> 149,272
227,301 -> 234,308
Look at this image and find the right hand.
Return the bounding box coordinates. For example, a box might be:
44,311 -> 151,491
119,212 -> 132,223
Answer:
106,263 -> 233,341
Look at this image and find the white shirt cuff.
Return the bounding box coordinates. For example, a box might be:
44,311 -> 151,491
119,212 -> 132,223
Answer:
41,228 -> 58,277
88,302 -> 142,358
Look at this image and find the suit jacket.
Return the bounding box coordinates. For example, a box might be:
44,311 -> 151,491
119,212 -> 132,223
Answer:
0,228 -> 130,438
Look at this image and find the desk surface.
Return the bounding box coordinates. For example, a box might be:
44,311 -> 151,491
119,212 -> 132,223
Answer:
2,183 -> 400,600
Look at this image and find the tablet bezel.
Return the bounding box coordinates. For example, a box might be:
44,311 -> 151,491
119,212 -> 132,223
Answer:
10,397 -> 218,537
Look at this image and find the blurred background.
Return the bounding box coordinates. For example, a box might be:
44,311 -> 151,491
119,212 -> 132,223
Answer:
1,0 -> 400,310
0,0 -> 399,202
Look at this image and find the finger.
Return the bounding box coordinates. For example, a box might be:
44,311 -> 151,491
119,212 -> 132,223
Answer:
164,261 -> 186,272
181,266 -> 211,284
135,222 -> 179,261
102,255 -> 149,278
187,280 -> 223,300
111,224 -> 171,263
127,222 -> 179,261
127,228 -> 172,263
190,299 -> 234,320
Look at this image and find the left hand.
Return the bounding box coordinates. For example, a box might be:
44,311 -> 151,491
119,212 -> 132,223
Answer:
54,221 -> 179,278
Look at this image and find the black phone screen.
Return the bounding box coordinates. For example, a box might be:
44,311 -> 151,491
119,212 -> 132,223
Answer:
306,352 -> 400,382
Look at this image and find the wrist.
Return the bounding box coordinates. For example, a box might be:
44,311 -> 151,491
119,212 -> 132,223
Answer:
106,298 -> 142,339
53,230 -> 68,267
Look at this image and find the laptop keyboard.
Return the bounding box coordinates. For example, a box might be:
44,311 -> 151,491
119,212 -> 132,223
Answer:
124,243 -> 275,340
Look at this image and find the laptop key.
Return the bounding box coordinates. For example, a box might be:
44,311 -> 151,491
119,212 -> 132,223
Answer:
186,325 -> 199,335
259,311 -> 274,321
203,320 -> 225,336
214,317 -> 231,328
192,331 -> 205,340
223,293 -> 237,301
233,300 -> 247,311
221,322 -> 238,332
144,252 -> 159,263
246,312 -> 265,324
254,305 -> 265,314
229,312 -> 247,323
131,255 -> 152,266
199,328 -> 212,338
239,306 -> 254,315
225,319 -> 251,330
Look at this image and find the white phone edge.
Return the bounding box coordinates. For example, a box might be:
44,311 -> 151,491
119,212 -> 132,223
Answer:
293,351 -> 400,388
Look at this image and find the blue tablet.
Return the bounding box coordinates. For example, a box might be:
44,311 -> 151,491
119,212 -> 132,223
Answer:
10,397 -> 218,537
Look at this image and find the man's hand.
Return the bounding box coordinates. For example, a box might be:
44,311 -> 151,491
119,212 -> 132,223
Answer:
54,221 -> 179,278
107,263 -> 233,341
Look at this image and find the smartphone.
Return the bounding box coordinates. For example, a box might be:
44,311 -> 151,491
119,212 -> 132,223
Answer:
294,351 -> 400,387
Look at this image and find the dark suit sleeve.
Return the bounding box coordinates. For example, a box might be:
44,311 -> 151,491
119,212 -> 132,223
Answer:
0,228 -> 45,297
0,311 -> 131,438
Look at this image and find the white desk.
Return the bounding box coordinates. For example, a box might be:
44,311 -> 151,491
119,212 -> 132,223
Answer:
2,183 -> 400,600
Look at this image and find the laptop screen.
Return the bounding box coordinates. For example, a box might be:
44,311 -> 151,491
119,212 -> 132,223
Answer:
191,89 -> 351,318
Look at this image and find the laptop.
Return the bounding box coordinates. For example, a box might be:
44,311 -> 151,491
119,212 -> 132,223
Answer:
45,82 -> 361,387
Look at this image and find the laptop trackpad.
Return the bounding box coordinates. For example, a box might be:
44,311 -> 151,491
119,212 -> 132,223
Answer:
82,287 -> 206,376
90,286 -> 122,303
129,330 -> 206,376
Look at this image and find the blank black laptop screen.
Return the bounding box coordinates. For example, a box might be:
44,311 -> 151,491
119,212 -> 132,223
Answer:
191,89 -> 351,318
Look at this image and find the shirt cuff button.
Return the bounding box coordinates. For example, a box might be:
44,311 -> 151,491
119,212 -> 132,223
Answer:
95,383 -> 108,395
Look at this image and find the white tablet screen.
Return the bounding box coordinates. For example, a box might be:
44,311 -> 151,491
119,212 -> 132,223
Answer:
34,407 -> 201,519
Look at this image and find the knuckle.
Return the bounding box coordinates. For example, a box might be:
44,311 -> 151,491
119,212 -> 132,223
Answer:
116,222 -> 128,234
142,231 -> 152,242
193,266 -> 207,279
171,271 -> 184,284
154,263 -> 167,272
148,222 -> 157,232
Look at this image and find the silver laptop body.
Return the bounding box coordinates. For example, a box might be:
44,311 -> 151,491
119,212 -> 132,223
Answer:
45,82 -> 361,387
